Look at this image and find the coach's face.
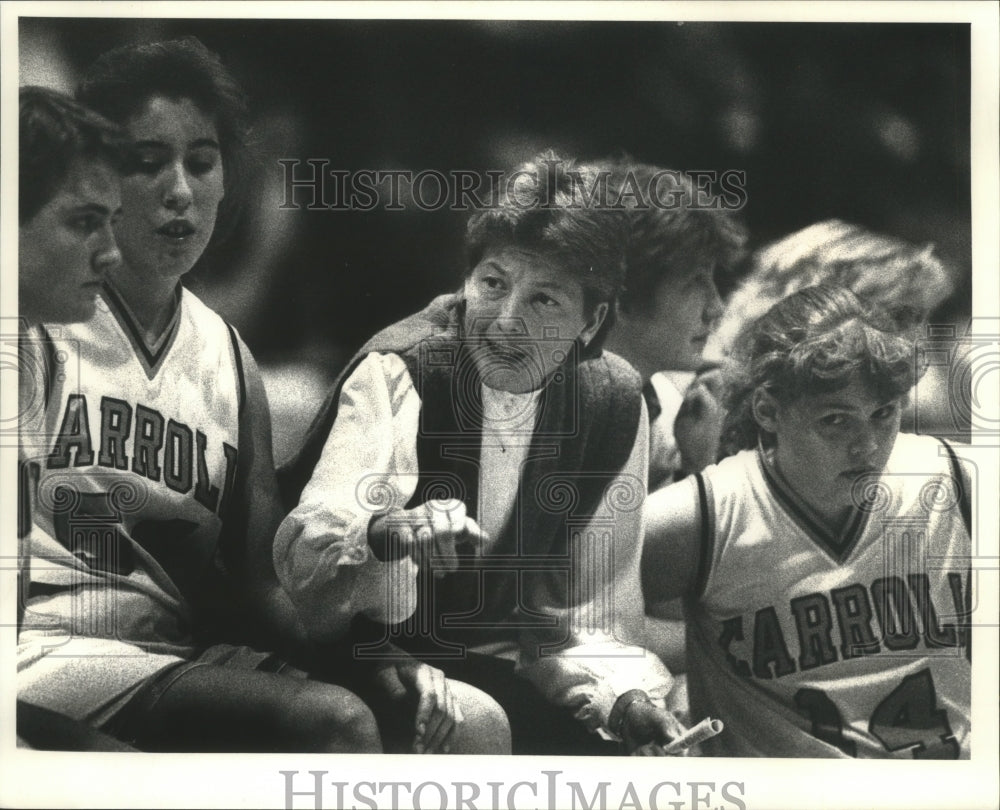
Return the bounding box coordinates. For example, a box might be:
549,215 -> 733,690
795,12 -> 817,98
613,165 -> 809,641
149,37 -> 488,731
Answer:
114,95 -> 224,281
463,246 -> 608,393
754,376 -> 902,522
19,159 -> 122,324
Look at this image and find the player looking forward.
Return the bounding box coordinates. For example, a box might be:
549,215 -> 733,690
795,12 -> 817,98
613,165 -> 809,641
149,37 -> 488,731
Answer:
642,284 -> 972,757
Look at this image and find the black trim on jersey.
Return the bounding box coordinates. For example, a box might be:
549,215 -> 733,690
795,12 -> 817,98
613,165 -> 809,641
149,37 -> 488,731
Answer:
757,452 -> 869,565
101,281 -> 182,380
692,472 -> 715,600
35,324 -> 58,408
18,458 -> 34,539
226,323 -> 246,418
642,379 -> 662,423
938,439 -> 972,538
17,457 -> 38,631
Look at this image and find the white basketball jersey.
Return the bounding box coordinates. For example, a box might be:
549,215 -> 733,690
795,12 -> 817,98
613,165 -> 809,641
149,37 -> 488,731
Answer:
20,284 -> 243,671
686,434 -> 971,758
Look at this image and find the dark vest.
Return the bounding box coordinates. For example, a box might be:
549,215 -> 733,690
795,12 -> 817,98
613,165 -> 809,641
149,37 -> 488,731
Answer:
279,294 -> 643,656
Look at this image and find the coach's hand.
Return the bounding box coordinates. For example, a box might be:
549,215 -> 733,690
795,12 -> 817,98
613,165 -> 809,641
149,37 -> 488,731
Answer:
383,660 -> 464,754
621,701 -> 690,756
369,499 -> 487,577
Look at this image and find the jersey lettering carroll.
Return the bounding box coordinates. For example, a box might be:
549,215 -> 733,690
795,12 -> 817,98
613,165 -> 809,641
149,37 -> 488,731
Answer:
30,286 -> 243,589
717,571 -> 969,679
685,433 -> 972,758
47,393 -> 237,513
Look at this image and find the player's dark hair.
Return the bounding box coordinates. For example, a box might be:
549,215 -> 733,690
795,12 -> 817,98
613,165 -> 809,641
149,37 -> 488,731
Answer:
19,86 -> 129,225
77,36 -> 249,242
719,284 -> 923,457
464,150 -> 628,351
593,159 -> 748,315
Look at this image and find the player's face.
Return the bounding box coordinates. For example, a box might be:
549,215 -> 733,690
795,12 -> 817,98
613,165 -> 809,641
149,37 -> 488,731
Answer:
626,265 -> 724,372
463,246 -> 608,393
113,96 -> 224,281
770,377 -> 902,519
19,159 -> 122,324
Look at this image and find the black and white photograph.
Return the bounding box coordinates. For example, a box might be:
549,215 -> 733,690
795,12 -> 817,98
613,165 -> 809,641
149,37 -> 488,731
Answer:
2,2 -> 998,809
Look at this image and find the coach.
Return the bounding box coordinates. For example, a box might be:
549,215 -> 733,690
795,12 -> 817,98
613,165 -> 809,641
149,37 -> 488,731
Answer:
275,152 -> 682,755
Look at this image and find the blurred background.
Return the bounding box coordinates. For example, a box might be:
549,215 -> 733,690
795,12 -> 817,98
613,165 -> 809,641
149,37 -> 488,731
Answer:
20,17 -> 971,461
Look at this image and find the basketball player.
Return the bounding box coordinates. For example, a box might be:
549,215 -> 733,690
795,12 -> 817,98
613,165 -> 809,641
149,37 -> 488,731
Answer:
597,158 -> 747,713
17,86 -> 132,750
643,285 -> 972,757
706,219 -> 958,438
599,159 -> 747,491
18,87 -> 126,327
20,37 -> 462,753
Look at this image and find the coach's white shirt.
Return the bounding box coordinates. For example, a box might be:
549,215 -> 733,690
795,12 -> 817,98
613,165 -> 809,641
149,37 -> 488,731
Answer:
274,352 -> 673,737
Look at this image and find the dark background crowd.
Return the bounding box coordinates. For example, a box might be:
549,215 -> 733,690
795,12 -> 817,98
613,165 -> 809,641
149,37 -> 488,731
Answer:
20,16 -> 972,459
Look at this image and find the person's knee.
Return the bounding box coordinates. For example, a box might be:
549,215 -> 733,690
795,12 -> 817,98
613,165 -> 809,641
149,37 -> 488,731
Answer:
447,680 -> 511,754
291,683 -> 382,753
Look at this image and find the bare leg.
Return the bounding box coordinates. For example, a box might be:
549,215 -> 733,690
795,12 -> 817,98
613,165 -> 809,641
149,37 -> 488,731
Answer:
444,678 -> 511,755
365,676 -> 510,754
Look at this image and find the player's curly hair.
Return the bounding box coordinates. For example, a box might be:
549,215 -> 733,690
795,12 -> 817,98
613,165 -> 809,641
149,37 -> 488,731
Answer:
77,36 -> 250,243
464,150 -> 628,351
712,219 -> 952,355
590,158 -> 748,314
719,284 -> 923,457
19,86 -> 130,225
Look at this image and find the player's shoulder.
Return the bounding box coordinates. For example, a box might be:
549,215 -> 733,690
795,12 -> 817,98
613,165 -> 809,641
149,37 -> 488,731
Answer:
177,286 -> 241,353
887,431 -> 955,471
700,448 -> 764,519
178,285 -> 224,325
703,447 -> 758,488
878,432 -> 975,526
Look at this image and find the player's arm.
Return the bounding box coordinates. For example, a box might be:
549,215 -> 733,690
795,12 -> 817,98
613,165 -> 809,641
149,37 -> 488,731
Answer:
641,473 -> 705,605
231,335 -> 310,651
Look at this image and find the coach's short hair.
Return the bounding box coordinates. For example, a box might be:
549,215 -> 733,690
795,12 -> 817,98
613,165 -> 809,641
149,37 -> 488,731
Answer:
713,219 -> 953,354
19,86 -> 129,225
594,159 -> 747,315
464,150 -> 628,349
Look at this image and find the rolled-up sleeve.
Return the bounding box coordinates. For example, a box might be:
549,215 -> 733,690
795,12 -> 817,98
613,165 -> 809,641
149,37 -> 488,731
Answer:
273,353 -> 422,641
516,400 -> 675,737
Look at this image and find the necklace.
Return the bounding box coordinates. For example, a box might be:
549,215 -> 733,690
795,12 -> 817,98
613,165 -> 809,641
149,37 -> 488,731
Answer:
482,385 -> 541,455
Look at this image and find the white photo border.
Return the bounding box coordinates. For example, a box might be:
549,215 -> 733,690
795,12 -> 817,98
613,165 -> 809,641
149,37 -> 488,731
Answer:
2,2 -> 997,809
